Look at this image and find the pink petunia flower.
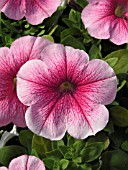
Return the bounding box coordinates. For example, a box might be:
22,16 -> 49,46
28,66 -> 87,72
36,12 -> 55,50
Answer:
17,44 -> 117,140
81,0 -> 128,45
0,0 -> 61,25
0,155 -> 46,170
0,36 -> 51,127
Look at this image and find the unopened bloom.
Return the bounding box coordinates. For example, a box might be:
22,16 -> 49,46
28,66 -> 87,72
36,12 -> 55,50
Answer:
17,44 -> 117,140
0,155 -> 45,170
0,36 -> 51,127
0,0 -> 61,25
82,0 -> 128,45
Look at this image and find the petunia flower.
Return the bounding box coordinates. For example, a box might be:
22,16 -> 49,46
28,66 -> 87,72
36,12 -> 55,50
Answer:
0,0 -> 61,25
0,36 -> 52,127
81,0 -> 128,45
0,155 -> 46,170
17,44 -> 117,140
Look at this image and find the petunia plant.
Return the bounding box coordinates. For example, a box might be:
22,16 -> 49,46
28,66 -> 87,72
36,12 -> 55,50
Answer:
0,0 -> 128,170
0,36 -> 52,127
0,0 -> 61,25
17,43 -> 117,140
0,155 -> 46,170
82,0 -> 128,45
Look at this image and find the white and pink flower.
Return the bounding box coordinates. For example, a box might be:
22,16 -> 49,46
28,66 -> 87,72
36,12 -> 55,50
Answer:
0,0 -> 61,25
0,36 -> 51,127
17,44 -> 117,140
82,0 -> 128,45
0,155 -> 45,170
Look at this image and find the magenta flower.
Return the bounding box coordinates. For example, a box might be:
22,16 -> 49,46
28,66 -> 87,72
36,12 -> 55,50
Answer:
0,0 -> 61,25
81,0 -> 128,45
0,36 -> 51,127
0,155 -> 45,170
17,44 -> 117,140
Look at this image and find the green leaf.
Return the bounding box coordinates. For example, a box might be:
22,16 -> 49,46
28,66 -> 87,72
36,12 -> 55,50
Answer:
101,149 -> 128,170
104,119 -> 114,133
105,57 -> 118,68
61,35 -> 85,51
86,132 -> 110,150
30,148 -> 39,158
67,134 -> 77,146
117,80 -> 126,92
121,140 -> 128,152
19,130 -> 33,153
109,128 -> 128,148
59,145 -> 69,156
43,35 -> 54,42
0,146 -> 27,166
61,28 -> 81,41
53,161 -> 60,170
43,158 -> 54,169
32,134 -> 52,158
46,149 -> 63,161
80,142 -> 104,162
60,159 -> 69,170
89,44 -> 102,59
73,140 -> 85,153
67,162 -> 92,170
110,106 -> 128,127
73,157 -> 82,163
52,140 -> 65,150
75,0 -> 88,8
64,151 -> 74,159
104,49 -> 128,74
69,9 -> 81,24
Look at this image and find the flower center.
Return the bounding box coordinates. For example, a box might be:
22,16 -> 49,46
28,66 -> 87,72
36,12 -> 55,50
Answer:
59,81 -> 73,92
115,5 -> 126,17
13,78 -> 17,90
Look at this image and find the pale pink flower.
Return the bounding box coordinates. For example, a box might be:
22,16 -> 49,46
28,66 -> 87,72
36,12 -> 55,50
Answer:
81,0 -> 128,45
0,0 -> 61,25
0,155 -> 45,170
17,44 -> 117,140
0,36 -> 51,127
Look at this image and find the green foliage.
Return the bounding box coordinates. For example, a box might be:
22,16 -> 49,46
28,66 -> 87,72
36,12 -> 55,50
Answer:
104,49 -> 128,74
0,1 -> 128,170
101,150 -> 128,170
0,146 -> 27,166
19,130 -> 33,153
61,35 -> 86,50
32,134 -> 52,158
75,0 -> 88,8
110,106 -> 128,127
80,142 -> 104,162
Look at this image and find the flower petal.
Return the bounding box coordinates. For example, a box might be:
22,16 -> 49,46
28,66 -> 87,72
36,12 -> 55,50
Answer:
110,18 -> 128,45
17,59 -> 60,106
0,96 -> 16,127
41,44 -> 67,81
0,167 -> 8,170
82,0 -> 114,28
65,46 -> 89,83
0,0 -> 25,20
25,94 -> 67,140
9,155 -> 45,170
67,94 -> 109,139
0,94 -> 26,127
81,0 -> 115,39
11,96 -> 27,127
10,36 -> 52,73
25,0 -> 61,25
0,47 -> 27,127
0,47 -> 16,100
76,59 -> 117,105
